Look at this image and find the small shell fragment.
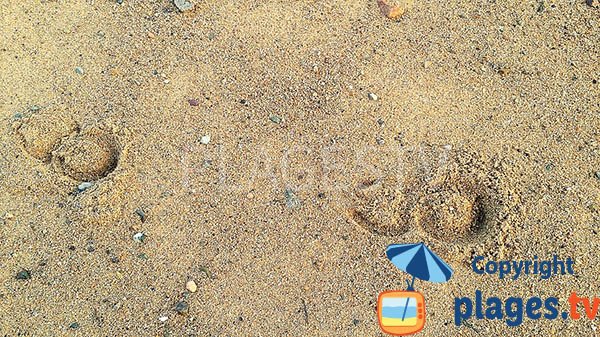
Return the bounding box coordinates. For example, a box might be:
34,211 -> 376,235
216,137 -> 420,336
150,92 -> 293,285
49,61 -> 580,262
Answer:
377,0 -> 414,20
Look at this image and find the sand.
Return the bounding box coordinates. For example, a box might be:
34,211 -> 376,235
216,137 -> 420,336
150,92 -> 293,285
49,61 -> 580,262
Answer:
0,0 -> 599,336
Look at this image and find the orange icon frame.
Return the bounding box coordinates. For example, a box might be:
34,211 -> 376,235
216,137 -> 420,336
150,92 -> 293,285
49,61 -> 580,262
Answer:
377,290 -> 426,336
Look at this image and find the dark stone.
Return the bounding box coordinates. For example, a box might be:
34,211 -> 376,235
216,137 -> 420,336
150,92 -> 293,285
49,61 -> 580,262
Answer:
16,270 -> 31,280
135,208 -> 146,223
175,301 -> 189,314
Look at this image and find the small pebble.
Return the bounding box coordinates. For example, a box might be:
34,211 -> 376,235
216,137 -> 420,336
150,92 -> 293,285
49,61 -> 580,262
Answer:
594,171 -> 600,180
537,1 -> 545,13
77,182 -> 93,192
269,115 -> 282,124
159,316 -> 169,322
69,322 -> 80,329
284,188 -> 300,208
175,301 -> 189,314
147,32 -> 155,39
368,93 -> 378,101
200,135 -> 211,144
16,270 -> 31,280
133,232 -> 146,243
75,67 -> 84,75
199,266 -> 212,278
188,98 -> 199,106
174,0 -> 193,11
377,0 -> 413,20
186,280 -> 197,293
135,208 -> 146,222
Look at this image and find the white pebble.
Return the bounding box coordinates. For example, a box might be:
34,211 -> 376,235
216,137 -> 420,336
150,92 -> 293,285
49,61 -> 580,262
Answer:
200,135 -> 211,144
186,280 -> 197,293
174,0 -> 193,11
368,93 -> 378,101
78,182 -> 93,192
159,316 -> 168,322
133,232 -> 145,243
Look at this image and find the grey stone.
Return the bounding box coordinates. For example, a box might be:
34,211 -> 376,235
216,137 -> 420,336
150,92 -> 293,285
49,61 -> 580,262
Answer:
174,0 -> 193,11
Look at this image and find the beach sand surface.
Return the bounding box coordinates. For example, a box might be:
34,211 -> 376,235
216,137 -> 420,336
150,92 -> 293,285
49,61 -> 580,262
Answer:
0,0 -> 599,336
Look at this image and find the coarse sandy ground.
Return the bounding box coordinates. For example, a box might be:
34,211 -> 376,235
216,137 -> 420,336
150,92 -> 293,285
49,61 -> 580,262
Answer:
0,0 -> 599,336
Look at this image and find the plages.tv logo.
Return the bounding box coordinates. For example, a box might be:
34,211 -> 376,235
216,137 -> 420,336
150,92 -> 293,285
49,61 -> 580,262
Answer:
377,242 -> 453,336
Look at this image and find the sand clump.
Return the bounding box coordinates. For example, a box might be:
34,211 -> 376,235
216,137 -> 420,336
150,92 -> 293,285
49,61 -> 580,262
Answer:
348,176 -> 415,236
52,125 -> 120,181
413,179 -> 484,243
15,111 -> 120,182
15,111 -> 78,162
347,144 -> 509,261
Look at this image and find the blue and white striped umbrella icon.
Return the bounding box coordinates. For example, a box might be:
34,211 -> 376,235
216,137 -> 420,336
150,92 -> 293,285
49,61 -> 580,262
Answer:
385,243 -> 453,322
386,242 -> 454,287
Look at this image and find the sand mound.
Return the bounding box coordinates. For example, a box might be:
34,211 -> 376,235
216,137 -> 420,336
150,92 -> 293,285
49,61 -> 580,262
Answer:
52,125 -> 120,181
348,175 -> 414,236
15,110 -> 78,162
413,178 -> 484,243
348,144 -> 507,254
